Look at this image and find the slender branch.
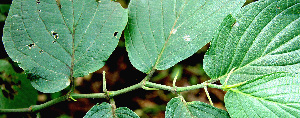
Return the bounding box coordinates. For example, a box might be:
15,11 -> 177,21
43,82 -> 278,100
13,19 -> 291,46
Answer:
145,81 -> 222,92
145,81 -> 173,91
109,82 -> 143,97
31,95 -> 69,112
0,79 -> 223,113
0,95 -> 68,113
71,93 -> 106,99
0,108 -> 31,113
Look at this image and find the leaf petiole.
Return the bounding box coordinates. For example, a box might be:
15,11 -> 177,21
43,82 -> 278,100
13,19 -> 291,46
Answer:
223,81 -> 248,90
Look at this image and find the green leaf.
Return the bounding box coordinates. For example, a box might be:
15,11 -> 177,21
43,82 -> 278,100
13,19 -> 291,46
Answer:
125,0 -> 246,73
165,97 -> 229,118
0,13 -> 6,22
0,4 -> 10,14
84,102 -> 139,118
0,59 -> 38,109
225,72 -> 300,118
0,4 -> 10,22
2,0 -> 128,93
203,0 -> 300,85
115,107 -> 140,118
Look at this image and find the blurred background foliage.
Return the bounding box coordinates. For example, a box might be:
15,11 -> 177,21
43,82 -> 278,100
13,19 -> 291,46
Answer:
0,0 -> 257,118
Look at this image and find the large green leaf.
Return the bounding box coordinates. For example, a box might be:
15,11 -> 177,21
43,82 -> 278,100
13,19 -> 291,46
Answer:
0,59 -> 38,109
2,0 -> 128,93
84,102 -> 140,118
204,0 -> 300,85
225,72 -> 300,117
125,0 -> 246,73
165,97 -> 229,118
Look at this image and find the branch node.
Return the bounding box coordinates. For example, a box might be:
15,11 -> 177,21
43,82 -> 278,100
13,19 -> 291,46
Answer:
171,87 -> 177,94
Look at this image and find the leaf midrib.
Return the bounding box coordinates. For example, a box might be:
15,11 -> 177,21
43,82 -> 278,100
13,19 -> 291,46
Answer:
70,0 -> 76,79
230,88 -> 298,108
151,0 -> 188,72
152,0 -> 240,72
230,89 -> 299,117
157,0 -> 238,64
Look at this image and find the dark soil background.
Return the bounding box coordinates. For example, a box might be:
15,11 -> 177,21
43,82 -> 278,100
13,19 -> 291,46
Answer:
0,0 -> 257,118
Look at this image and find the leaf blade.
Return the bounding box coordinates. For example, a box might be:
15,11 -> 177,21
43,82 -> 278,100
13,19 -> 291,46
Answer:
84,102 -> 113,118
2,0 -> 128,93
225,72 -> 300,118
115,107 -> 140,118
0,60 -> 38,109
165,97 -> 229,118
125,0 -> 246,73
204,0 -> 300,85
84,102 -> 139,118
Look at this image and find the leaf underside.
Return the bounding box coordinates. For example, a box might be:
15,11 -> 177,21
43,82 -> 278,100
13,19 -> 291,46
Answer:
203,0 -> 300,85
84,102 -> 139,118
225,72 -> 300,118
125,0 -> 246,73
165,97 -> 229,118
203,0 -> 300,117
2,0 -> 128,93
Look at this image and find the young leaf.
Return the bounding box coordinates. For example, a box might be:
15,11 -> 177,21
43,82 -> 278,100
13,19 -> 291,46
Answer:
2,0 -> 128,93
165,97 -> 229,118
225,72 -> 300,118
0,60 -> 38,109
125,0 -> 246,73
204,0 -> 300,85
84,102 -> 139,118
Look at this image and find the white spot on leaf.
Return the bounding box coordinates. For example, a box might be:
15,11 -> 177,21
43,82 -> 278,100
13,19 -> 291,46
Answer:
233,22 -> 239,27
171,29 -> 177,34
183,35 -> 191,41
66,80 -> 70,86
